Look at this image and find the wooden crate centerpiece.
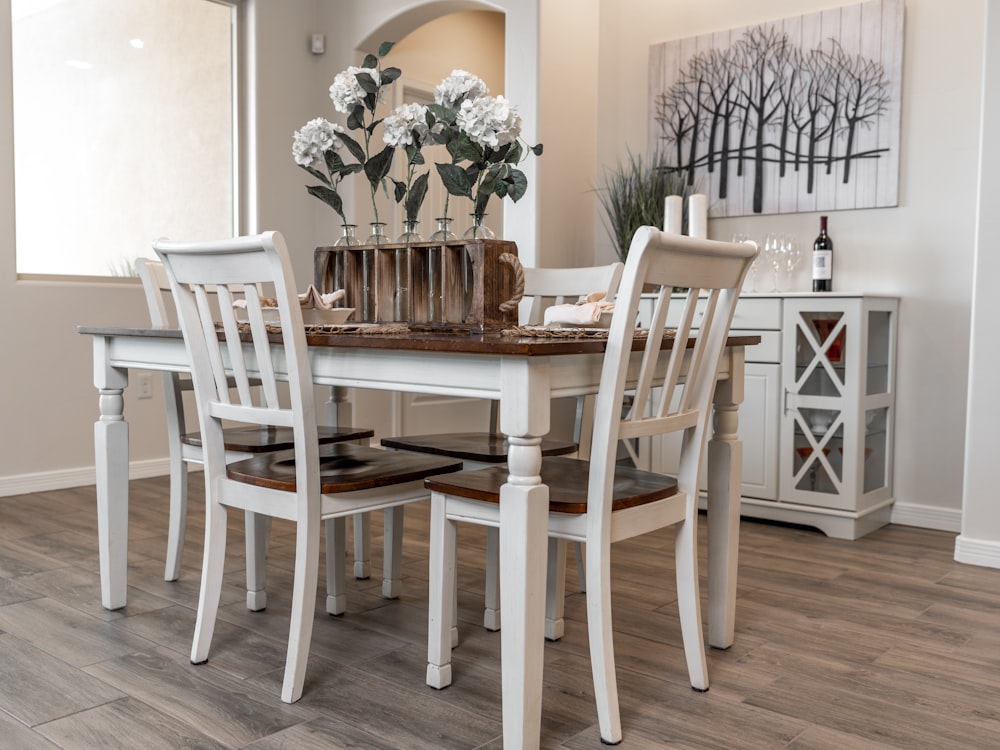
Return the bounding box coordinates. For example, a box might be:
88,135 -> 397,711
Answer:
315,238 -> 521,331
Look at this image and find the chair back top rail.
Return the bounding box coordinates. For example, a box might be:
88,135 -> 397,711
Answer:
589,227 -> 758,520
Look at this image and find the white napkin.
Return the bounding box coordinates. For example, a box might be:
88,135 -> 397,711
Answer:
299,284 -> 345,310
543,291 -> 615,326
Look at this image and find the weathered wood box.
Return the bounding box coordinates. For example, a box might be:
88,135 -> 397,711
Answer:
314,239 -> 520,331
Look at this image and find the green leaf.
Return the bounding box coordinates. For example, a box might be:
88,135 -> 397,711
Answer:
364,145 -> 395,186
338,130 -> 366,163
506,168 -> 528,202
324,150 -> 345,174
505,140 -> 523,164
406,145 -> 425,165
377,41 -> 395,57
356,71 -> 378,95
306,185 -> 345,222
361,53 -> 378,69
436,162 -> 472,198
447,133 -> 483,164
487,143 -> 511,164
391,178 -> 406,203
381,67 -> 401,86
302,164 -> 330,185
405,172 -> 429,219
367,117 -> 384,136
531,143 -> 544,156
346,106 -> 365,131
427,104 -> 456,124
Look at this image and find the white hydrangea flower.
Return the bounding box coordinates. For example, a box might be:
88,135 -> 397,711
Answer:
292,118 -> 344,167
456,95 -> 521,150
329,66 -> 380,113
434,69 -> 489,109
382,102 -> 430,147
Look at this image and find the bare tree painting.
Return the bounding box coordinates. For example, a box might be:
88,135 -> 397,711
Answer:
648,0 -> 903,217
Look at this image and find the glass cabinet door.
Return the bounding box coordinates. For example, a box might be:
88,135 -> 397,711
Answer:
780,298 -> 895,512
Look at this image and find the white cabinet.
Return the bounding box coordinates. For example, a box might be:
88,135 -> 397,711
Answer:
646,292 -> 898,540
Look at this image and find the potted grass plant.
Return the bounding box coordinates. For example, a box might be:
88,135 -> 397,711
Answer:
595,148 -> 694,262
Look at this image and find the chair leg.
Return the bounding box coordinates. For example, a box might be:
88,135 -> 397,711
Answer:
245,511 -> 268,611
427,493 -> 456,689
675,517 -> 709,691
163,451 -> 188,582
353,512 -> 371,579
483,526 -> 501,631
280,512 -> 322,703
382,506 -> 405,599
574,541 -> 587,593
585,541 -> 623,745
325,517 -> 347,615
545,537 -> 567,641
190,496 -> 228,666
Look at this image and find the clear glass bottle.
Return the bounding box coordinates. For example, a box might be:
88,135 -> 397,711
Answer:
426,218 -> 454,322
397,219 -> 422,243
360,222 -> 387,322
330,224 -> 359,304
428,216 -> 457,242
463,213 -> 495,240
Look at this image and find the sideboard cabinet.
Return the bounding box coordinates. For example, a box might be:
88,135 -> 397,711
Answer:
645,293 -> 898,540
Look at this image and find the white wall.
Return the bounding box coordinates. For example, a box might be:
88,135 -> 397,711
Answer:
0,0 -> 992,554
593,0 -> 984,533
957,0 -> 1000,568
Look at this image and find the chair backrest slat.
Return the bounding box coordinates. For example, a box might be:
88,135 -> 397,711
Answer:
154,232 -> 319,496
587,227 -> 757,527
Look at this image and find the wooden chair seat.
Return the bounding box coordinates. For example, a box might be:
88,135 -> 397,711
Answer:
424,456 -> 678,514
380,432 -> 577,463
227,443 -> 461,493
182,424 -> 373,453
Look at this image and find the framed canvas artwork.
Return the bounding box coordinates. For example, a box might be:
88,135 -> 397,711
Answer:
648,0 -> 903,217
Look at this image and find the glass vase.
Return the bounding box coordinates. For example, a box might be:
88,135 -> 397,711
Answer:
426,218 -> 454,323
463,213 -> 496,240
329,224 -> 359,302
397,219 -> 422,243
428,217 -> 457,242
393,222 -> 416,321
360,222 -> 387,322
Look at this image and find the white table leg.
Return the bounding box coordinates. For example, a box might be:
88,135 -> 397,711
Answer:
325,386 -> 371,579
706,350 -> 744,649
499,361 -> 550,750
93,337 -> 130,610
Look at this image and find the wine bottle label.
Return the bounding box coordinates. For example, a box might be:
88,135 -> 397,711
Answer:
812,250 -> 832,280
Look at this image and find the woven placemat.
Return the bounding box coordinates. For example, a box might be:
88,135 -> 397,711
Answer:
231,322 -> 410,335
501,325 -> 657,339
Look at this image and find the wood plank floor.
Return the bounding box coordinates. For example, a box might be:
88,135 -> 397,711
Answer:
1,477 -> 999,748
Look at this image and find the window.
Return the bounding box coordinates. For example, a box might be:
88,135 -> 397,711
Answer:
11,0 -> 238,278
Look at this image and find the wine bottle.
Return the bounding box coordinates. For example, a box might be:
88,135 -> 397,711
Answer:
812,215 -> 833,292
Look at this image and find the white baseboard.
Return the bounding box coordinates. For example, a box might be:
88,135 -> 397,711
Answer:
0,459 -> 172,498
889,500 -> 962,533
954,535 -> 1000,569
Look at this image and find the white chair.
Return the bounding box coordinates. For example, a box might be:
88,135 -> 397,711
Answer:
381,261 -> 624,635
135,258 -> 374,587
424,227 -> 757,744
153,231 -> 463,703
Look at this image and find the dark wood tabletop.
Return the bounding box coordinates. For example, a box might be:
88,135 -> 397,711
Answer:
78,325 -> 761,356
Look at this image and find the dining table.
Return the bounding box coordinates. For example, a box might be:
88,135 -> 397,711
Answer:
79,322 -> 757,750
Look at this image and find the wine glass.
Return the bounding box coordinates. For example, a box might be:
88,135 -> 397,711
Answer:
778,235 -> 801,291
761,232 -> 782,292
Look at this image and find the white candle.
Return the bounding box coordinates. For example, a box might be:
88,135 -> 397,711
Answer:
688,193 -> 708,238
663,195 -> 683,234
